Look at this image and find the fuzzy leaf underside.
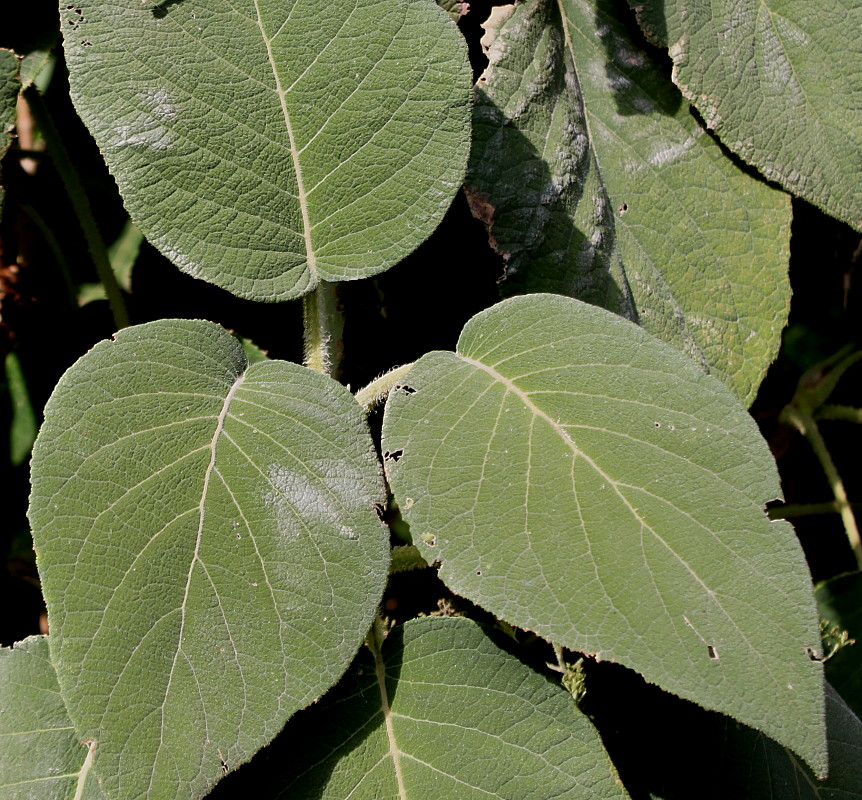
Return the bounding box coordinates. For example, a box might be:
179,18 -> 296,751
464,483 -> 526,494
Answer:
383,294 -> 826,774
61,0 -> 472,300
28,320 -> 390,800
469,0 -> 791,404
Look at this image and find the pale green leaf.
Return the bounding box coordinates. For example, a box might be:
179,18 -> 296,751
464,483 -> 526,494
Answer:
468,0 -> 791,404
0,636 -> 104,800
60,0 -> 471,301
382,293 -> 826,774
721,684 -> 862,799
213,617 -> 630,799
28,319 -> 390,800
1,48 -> 19,218
631,0 -> 862,230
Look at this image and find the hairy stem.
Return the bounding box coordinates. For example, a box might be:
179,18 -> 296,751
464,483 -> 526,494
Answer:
355,363 -> 415,412
302,281 -> 343,377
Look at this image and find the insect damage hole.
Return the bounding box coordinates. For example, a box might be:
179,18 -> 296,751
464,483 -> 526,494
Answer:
383,449 -> 404,462
707,645 -> 719,660
395,384 -> 416,395
804,646 -> 822,662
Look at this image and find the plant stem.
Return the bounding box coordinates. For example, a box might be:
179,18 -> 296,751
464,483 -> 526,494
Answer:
23,85 -> 129,330
354,363 -> 415,412
817,404 -> 862,424
302,280 -> 343,377
781,405 -> 862,569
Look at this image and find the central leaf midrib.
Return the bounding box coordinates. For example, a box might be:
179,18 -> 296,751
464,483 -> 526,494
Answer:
254,1 -> 317,278
371,627 -> 407,799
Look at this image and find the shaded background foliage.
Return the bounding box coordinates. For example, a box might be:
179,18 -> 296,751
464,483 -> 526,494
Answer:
1,0 -> 860,796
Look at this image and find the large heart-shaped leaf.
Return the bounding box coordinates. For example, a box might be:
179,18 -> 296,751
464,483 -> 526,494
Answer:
468,0 -> 791,404
28,320 -> 389,800
382,294 -> 826,773
630,0 -> 862,231
61,0 -> 471,301
211,616 -> 630,798
0,636 -> 103,800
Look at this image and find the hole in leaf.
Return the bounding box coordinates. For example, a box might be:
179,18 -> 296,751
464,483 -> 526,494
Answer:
619,202 -> 628,214
383,449 -> 404,462
804,646 -> 822,662
395,384 -> 416,395
373,502 -> 386,520
707,645 -> 718,660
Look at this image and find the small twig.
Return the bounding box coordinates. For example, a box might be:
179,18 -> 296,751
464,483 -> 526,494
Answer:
781,406 -> 862,570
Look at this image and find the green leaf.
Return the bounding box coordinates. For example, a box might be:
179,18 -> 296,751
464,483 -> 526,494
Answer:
816,572 -> 862,718
468,0 -> 791,404
382,293 -> 826,774
28,319 -> 390,800
0,636 -> 103,800
79,220 -> 145,305
630,0 -> 862,231
213,617 -> 630,799
1,48 -> 19,217
4,351 -> 38,466
61,0 -> 471,301
721,684 -> 862,798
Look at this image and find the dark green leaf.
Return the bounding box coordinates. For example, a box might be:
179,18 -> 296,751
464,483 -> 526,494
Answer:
213,617 -> 630,799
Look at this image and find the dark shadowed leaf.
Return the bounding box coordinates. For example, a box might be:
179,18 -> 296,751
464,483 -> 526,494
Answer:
212,617 -> 630,799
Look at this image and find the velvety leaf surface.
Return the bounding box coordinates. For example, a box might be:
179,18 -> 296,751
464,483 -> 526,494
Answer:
1,48 -> 19,217
28,320 -> 390,800
721,684 -> 862,799
212,616 -> 630,799
468,0 -> 791,404
816,573 -> 862,718
631,0 -> 862,230
0,636 -> 104,800
61,0 -> 471,301
383,294 -> 826,773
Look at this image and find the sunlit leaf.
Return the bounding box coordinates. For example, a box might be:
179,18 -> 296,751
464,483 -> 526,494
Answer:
61,0 -> 471,301
468,0 -> 791,404
29,320 -> 390,800
383,293 -> 826,773
631,0 -> 862,230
